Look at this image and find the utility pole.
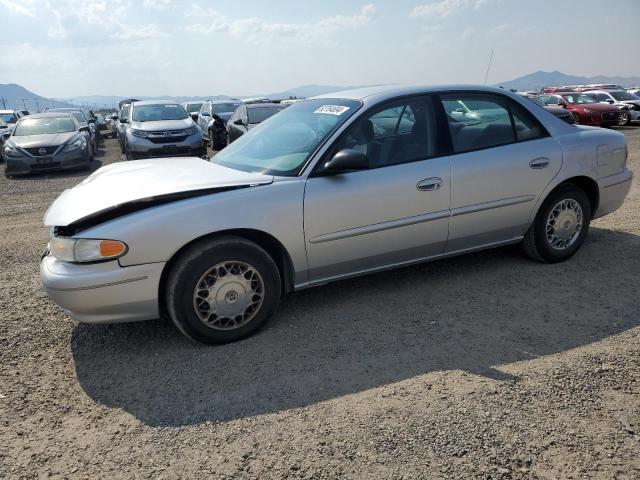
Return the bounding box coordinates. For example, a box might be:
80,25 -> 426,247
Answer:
34,99 -> 40,112
20,98 -> 28,109
0,97 -> 6,109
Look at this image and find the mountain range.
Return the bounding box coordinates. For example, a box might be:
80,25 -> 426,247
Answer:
2,73 -> 639,111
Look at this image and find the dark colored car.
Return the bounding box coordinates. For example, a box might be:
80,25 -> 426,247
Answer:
3,113 -> 91,177
47,108 -> 98,154
521,94 -> 574,124
537,93 -> 620,127
0,118 -> 10,162
226,103 -> 286,144
195,100 -> 242,150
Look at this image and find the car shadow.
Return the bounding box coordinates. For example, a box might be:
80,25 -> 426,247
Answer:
71,227 -> 640,427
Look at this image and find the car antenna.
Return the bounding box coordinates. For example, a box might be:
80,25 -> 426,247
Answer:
483,49 -> 494,85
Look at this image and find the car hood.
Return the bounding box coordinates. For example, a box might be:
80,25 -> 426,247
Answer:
10,132 -> 77,148
44,157 -> 274,227
129,118 -> 193,131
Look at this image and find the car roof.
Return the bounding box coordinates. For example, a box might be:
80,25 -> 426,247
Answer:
311,84 -> 523,101
131,100 -> 181,106
48,108 -> 85,112
0,109 -> 18,113
211,100 -> 241,104
21,112 -> 75,119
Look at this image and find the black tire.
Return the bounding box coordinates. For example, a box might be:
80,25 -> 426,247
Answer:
522,184 -> 591,263
124,142 -> 133,160
166,236 -> 281,344
571,113 -> 580,124
209,129 -> 220,150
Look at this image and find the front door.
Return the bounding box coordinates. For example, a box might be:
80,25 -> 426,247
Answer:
304,96 -> 451,283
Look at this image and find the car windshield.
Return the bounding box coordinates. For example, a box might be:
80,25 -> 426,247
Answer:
1,112 -> 18,123
120,105 -> 130,118
212,103 -> 240,114
610,91 -> 639,101
0,118 -> 7,128
213,98 -> 361,176
247,105 -> 285,124
562,94 -> 597,104
14,116 -> 76,136
185,102 -> 203,113
132,103 -> 188,122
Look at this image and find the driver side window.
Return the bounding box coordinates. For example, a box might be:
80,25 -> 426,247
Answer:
331,96 -> 438,169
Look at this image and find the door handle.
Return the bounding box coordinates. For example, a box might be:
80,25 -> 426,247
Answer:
417,177 -> 442,191
529,157 -> 550,169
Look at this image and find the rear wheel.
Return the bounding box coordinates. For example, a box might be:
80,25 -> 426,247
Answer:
523,184 -> 591,263
571,113 -> 580,124
166,236 -> 281,344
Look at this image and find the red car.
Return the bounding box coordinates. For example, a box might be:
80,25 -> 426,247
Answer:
538,92 -> 620,127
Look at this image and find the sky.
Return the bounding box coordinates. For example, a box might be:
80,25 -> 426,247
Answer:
0,0 -> 638,98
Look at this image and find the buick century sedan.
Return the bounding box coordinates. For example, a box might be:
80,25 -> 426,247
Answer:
41,85 -> 632,344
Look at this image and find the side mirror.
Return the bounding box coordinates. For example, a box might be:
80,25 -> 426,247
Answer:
319,149 -> 369,174
190,112 -> 199,121
233,118 -> 244,126
606,99 -> 614,104
88,118 -> 96,124
79,126 -> 90,132
120,118 -> 128,124
558,101 -> 567,108
111,115 -> 118,120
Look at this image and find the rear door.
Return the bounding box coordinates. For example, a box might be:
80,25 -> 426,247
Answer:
439,92 -> 563,252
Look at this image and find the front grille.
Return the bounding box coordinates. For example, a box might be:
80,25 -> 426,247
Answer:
30,161 -> 61,170
145,130 -> 187,144
148,135 -> 187,144
147,146 -> 192,156
24,146 -> 59,156
602,112 -> 620,122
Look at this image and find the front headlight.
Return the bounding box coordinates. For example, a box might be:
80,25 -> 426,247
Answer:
130,128 -> 150,138
4,143 -> 22,158
62,137 -> 85,152
49,237 -> 128,263
184,125 -> 199,136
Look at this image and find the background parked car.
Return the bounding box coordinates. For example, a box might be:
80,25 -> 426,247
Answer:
182,102 -> 204,117
3,112 -> 91,177
196,100 -> 242,150
47,108 -> 97,157
537,93 -> 620,126
123,100 -> 206,160
518,94 -> 575,124
116,104 -> 131,153
583,89 -> 640,126
227,102 -> 286,144
0,118 -> 11,161
0,109 -> 24,127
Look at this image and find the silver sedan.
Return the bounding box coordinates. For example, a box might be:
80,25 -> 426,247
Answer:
40,85 -> 632,344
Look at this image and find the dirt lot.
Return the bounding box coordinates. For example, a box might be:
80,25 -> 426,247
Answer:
1,129 -> 639,480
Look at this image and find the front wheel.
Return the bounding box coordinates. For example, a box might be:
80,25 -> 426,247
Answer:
166,236 -> 281,344
571,113 -> 580,124
522,184 -> 591,263
618,111 -> 630,126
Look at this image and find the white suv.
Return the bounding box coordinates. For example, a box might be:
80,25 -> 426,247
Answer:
583,89 -> 640,126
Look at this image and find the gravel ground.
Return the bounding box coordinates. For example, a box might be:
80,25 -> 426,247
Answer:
1,129 -> 639,480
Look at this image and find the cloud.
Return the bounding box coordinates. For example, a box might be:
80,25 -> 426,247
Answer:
0,0 -> 36,17
186,4 -> 377,43
410,0 -> 493,19
110,23 -> 169,40
143,0 -> 174,11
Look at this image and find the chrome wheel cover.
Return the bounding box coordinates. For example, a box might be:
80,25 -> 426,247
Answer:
193,261 -> 265,330
546,199 -> 583,250
618,112 -> 629,126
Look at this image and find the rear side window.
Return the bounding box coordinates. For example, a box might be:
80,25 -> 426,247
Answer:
440,93 -> 547,153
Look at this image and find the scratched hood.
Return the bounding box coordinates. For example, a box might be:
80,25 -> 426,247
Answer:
44,157 -> 273,227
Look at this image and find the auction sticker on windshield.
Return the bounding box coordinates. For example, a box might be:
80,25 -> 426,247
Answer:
314,105 -> 350,115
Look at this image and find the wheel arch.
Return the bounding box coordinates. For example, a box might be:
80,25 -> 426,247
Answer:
158,228 -> 295,318
555,175 -> 599,216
